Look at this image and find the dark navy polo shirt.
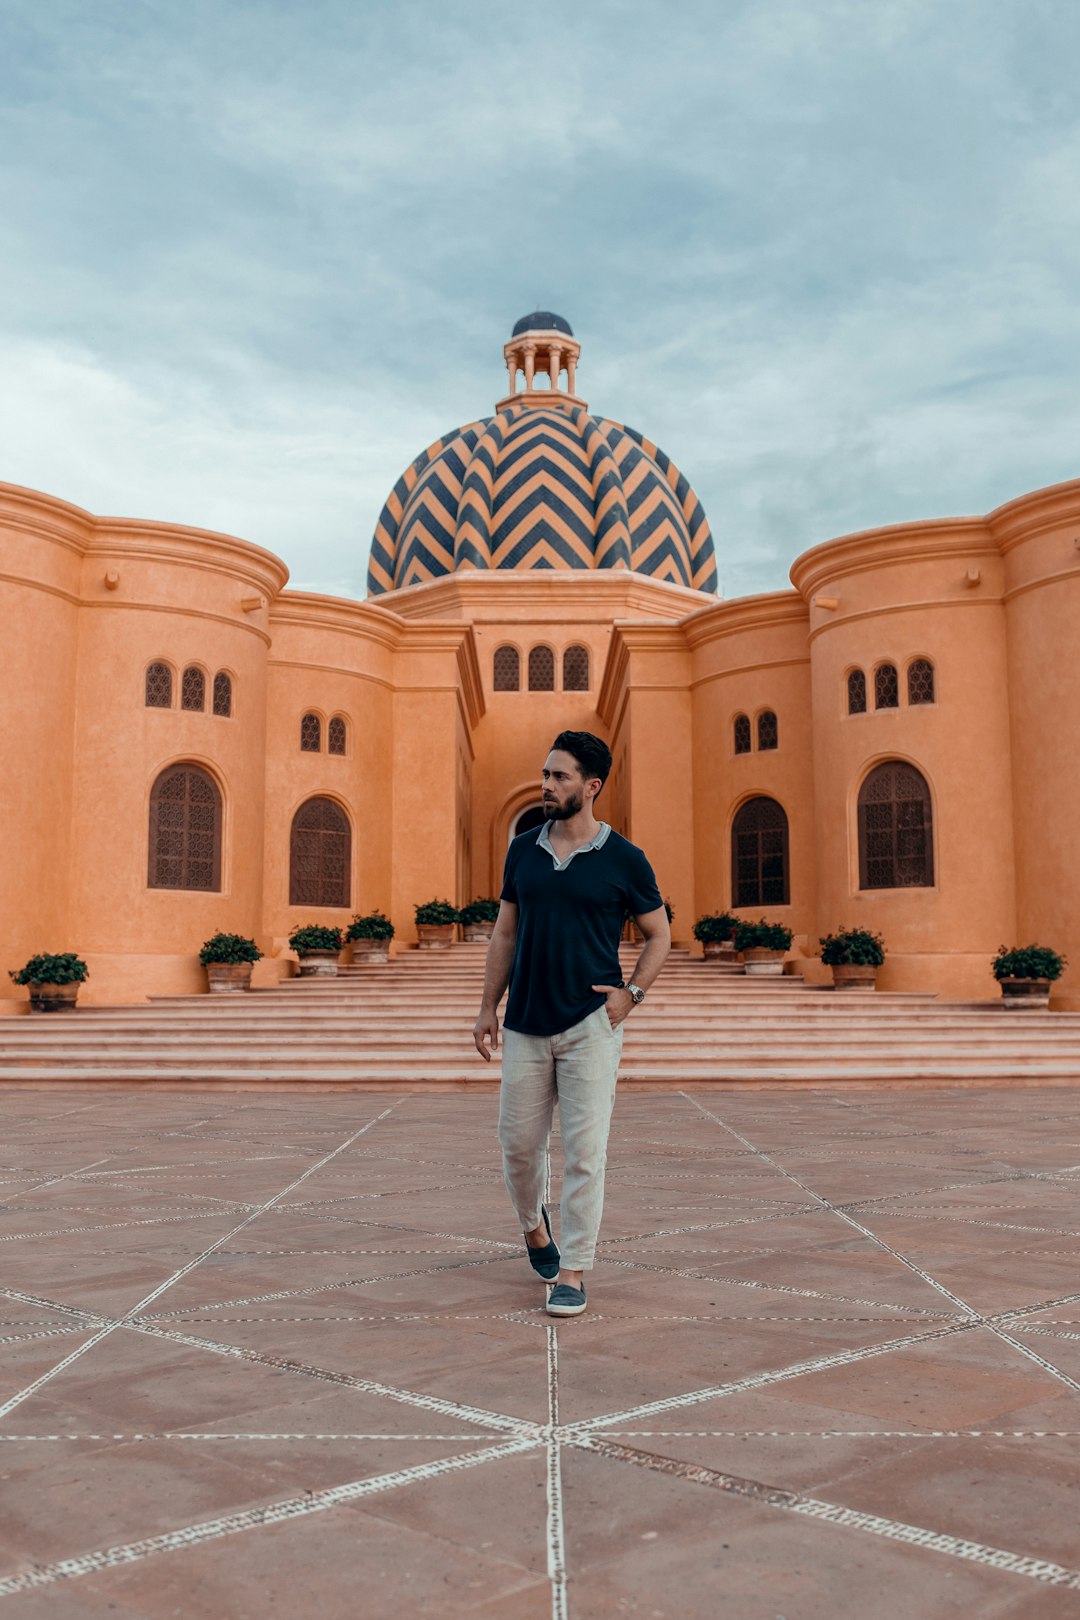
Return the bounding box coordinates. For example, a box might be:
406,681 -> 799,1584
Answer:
500,822 -> 663,1037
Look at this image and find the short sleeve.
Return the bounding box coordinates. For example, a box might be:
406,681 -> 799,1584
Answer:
500,842 -> 519,904
624,846 -> 663,917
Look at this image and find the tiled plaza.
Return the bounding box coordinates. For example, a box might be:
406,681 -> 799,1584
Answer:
2,1087 -> 1080,1617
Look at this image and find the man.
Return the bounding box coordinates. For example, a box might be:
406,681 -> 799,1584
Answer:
473,730 -> 670,1317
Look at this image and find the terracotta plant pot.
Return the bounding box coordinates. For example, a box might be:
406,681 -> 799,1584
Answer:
702,940 -> 737,962
741,947 -> 786,977
205,962 -> 253,994
27,981 -> 80,1013
830,963 -> 877,991
998,976 -> 1051,1009
348,937 -> 390,964
417,923 -> 455,950
462,923 -> 494,942
296,950 -> 340,977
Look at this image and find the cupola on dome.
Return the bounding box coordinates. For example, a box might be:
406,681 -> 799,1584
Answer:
367,317 -> 717,596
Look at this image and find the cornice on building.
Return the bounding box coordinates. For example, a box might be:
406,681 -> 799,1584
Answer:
371,567 -> 712,623
680,588 -> 808,649
789,518 -> 991,600
988,476 -> 1080,551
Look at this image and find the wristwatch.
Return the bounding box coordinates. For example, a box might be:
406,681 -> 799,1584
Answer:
625,983 -> 646,1005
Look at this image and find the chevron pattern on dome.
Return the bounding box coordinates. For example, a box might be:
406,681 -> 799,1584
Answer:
368,407 -> 716,595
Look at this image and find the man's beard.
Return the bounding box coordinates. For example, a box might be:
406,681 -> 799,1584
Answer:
543,790 -> 583,821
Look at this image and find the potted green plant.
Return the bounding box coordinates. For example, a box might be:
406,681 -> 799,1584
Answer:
733,918 -> 794,976
992,944 -> 1066,1009
819,927 -> 885,991
288,923 -> 344,977
345,910 -> 395,964
8,952 -> 89,1013
693,912 -> 738,962
199,932 -> 263,993
414,899 -> 460,950
459,898 -> 500,942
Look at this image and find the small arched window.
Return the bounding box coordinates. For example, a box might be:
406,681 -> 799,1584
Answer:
847,669 -> 867,715
732,796 -> 790,907
300,713 -> 322,752
907,658 -> 935,705
145,662 -> 173,709
212,672 -> 233,718
148,764 -> 222,891
289,796 -> 351,908
858,761 -> 934,889
563,646 -> 590,691
493,646 -> 520,691
733,715 -> 751,755
181,667 -> 206,712
528,646 -> 555,691
757,710 -> 778,751
875,664 -> 899,709
328,716 -> 347,756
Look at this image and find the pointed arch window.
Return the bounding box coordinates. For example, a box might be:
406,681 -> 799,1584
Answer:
732,797 -> 789,908
328,716 -> 347,756
563,645 -> 590,691
757,710 -> 778,751
289,796 -> 351,908
181,667 -> 206,712
847,669 -> 867,714
733,715 -> 751,755
493,646 -> 520,691
907,658 -> 935,705
528,646 -> 555,691
148,764 -> 222,891
875,663 -> 899,709
300,713 -> 322,752
145,662 -> 173,709
212,672 -> 233,717
858,761 -> 934,889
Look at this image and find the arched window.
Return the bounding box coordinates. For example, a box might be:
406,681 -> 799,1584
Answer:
563,645 -> 590,691
733,715 -> 751,755
528,646 -> 555,691
514,805 -> 547,838
300,713 -> 322,752
858,761 -> 934,889
145,662 -> 172,709
328,716 -> 347,756
847,669 -> 867,715
289,796 -> 351,908
757,710 -> 778,751
732,797 -> 789,908
212,672 -> 233,718
875,663 -> 899,709
907,658 -> 935,705
181,667 -> 206,712
148,764 -> 222,891
493,646 -> 520,691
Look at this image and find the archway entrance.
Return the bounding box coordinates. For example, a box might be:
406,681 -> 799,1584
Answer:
512,804 -> 546,839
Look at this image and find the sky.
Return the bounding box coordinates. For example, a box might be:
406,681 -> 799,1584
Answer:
2,0 -> 1079,601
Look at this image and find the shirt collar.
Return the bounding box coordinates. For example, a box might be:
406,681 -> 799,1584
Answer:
536,819 -> 611,869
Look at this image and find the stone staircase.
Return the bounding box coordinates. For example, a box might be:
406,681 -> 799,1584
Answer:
2,944 -> 1080,1092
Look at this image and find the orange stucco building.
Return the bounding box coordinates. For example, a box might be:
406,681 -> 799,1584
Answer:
3,313 -> 1079,1012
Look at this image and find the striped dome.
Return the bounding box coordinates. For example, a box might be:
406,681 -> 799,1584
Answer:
367,403 -> 717,596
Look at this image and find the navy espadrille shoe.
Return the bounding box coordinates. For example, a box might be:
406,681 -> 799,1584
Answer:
525,1206 -> 560,1283
546,1281 -> 587,1317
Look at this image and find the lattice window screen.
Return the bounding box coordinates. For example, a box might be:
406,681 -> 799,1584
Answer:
528,647 -> 555,691
148,765 -> 221,891
757,710 -> 779,751
328,717 -> 347,755
289,796 -> 351,907
181,667 -> 206,712
563,645 -> 590,691
847,669 -> 867,714
212,672 -> 232,717
493,647 -> 520,691
300,713 -> 322,752
875,664 -> 899,709
731,796 -> 789,907
733,715 -> 751,755
145,663 -> 172,708
907,659 -> 935,705
858,762 -> 934,889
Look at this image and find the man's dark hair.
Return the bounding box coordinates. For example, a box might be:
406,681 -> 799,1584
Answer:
551,730 -> 612,790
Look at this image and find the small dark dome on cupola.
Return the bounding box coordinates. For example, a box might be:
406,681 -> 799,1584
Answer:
511,311 -> 574,336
